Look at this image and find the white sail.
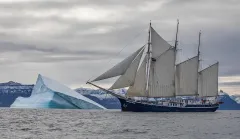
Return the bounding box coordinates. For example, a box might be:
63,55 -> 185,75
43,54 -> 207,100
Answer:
126,27 -> 174,97
148,48 -> 175,97
176,56 -> 199,96
151,27 -> 172,58
127,55 -> 147,97
198,62 -> 219,97
109,48 -> 144,89
92,46 -> 144,82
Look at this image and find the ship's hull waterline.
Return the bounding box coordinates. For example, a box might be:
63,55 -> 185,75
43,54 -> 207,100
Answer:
118,98 -> 219,112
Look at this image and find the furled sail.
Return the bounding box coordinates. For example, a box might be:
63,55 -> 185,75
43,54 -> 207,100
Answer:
109,48 -> 144,89
126,55 -> 148,97
150,27 -> 172,58
175,56 -> 199,96
148,48 -> 175,97
92,46 -> 144,82
198,62 -> 219,97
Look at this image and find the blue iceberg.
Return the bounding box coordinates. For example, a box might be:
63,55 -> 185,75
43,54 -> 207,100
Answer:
11,74 -> 106,109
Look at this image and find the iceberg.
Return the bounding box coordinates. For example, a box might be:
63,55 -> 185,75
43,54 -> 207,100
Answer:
11,74 -> 106,109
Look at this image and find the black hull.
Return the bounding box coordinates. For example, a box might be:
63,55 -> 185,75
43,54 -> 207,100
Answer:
118,98 -> 219,112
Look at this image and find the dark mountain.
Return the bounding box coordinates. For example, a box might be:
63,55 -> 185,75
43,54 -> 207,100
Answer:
82,94 -> 121,109
0,81 -> 33,107
218,92 -> 240,110
74,88 -> 122,109
0,81 -> 24,86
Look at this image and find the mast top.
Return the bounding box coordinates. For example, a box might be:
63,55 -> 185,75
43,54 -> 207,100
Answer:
176,19 -> 179,28
174,19 -> 179,48
150,20 -> 152,27
198,30 -> 201,57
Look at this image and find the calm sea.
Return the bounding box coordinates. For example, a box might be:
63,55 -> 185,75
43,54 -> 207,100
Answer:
0,109 -> 239,139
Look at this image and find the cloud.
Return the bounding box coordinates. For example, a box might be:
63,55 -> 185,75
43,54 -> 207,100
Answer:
0,0 -> 239,94
219,82 -> 240,86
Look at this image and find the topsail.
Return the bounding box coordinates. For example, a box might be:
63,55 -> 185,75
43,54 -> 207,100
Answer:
151,27 -> 172,58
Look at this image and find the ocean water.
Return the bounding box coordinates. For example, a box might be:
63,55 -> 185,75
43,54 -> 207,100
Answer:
0,109 -> 239,139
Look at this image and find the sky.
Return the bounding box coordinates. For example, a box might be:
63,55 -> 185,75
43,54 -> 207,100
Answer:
0,0 -> 239,95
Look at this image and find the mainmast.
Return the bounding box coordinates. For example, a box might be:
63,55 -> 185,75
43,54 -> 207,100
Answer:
197,31 -> 201,96
145,21 -> 152,97
174,19 -> 179,96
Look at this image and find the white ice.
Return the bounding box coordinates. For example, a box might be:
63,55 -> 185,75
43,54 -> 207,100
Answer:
11,74 -> 106,109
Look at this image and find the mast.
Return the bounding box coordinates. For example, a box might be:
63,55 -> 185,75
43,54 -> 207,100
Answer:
174,19 -> 179,96
197,31 -> 201,68
174,19 -> 179,49
197,31 -> 201,96
145,21 -> 152,97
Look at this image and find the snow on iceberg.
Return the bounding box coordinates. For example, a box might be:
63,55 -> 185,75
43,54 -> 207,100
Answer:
11,74 -> 106,109
230,95 -> 240,104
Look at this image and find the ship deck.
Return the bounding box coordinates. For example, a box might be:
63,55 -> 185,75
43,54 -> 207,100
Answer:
118,98 -> 219,112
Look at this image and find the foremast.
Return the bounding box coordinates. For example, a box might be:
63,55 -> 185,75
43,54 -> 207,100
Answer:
145,21 -> 152,98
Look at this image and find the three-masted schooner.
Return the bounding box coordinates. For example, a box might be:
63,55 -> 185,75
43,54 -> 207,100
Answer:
87,20 -> 220,112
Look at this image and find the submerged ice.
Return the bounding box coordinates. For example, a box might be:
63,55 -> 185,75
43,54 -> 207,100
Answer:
11,74 -> 106,109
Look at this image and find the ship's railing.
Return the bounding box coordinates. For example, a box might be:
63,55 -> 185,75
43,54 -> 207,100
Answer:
129,97 -> 218,107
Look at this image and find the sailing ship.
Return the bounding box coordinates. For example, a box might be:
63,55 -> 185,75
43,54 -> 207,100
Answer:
87,20 -> 221,112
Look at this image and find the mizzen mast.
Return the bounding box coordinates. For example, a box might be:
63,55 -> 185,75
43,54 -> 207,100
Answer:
197,31 -> 201,96
197,31 -> 201,70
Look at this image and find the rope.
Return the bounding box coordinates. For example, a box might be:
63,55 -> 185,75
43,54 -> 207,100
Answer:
87,25 -> 148,82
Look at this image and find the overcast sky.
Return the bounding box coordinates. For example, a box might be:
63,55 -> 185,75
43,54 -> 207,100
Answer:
0,0 -> 239,95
